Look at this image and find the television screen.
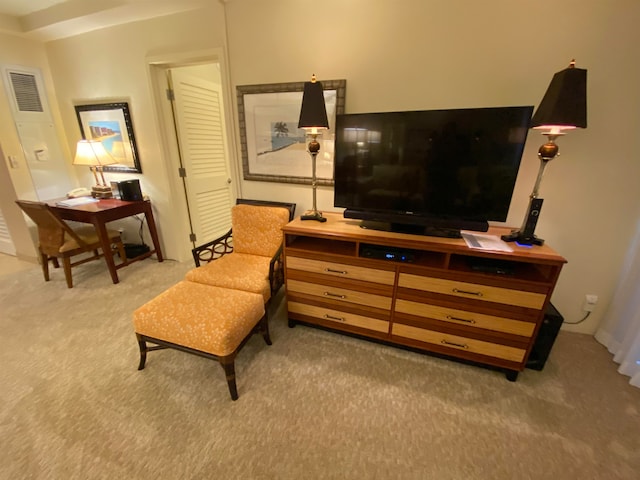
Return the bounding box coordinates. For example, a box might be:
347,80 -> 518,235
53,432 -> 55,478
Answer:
333,106 -> 533,234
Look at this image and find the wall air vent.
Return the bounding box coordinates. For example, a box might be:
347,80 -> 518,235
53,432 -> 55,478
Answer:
9,72 -> 44,112
2,64 -> 52,122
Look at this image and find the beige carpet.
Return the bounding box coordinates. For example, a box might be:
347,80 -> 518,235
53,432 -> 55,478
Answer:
1,257 -> 639,479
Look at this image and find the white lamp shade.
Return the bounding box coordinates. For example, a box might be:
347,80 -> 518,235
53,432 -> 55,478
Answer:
73,140 -> 116,166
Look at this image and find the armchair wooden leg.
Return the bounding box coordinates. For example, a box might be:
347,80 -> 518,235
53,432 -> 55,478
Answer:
259,315 -> 272,346
62,257 -> 73,288
115,240 -> 127,262
219,355 -> 238,401
40,252 -> 50,281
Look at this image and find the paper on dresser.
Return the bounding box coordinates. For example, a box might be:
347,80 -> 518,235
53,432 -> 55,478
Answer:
460,232 -> 513,252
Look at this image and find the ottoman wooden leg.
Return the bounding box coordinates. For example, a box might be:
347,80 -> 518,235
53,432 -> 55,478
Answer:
219,355 -> 238,401
136,333 -> 148,370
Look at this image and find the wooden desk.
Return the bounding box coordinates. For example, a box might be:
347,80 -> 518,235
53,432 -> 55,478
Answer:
49,198 -> 164,284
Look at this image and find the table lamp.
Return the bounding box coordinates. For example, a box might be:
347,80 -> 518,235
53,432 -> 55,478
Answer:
502,60 -> 587,245
298,74 -> 330,222
73,139 -> 117,198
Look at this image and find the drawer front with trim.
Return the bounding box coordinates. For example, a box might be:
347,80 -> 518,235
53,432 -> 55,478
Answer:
392,323 -> 526,363
287,279 -> 392,310
398,273 -> 545,309
287,256 -> 395,285
289,302 -> 389,333
395,300 -> 536,337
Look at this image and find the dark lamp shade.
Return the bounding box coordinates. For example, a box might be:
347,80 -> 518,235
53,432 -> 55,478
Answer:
298,80 -> 329,130
531,64 -> 587,129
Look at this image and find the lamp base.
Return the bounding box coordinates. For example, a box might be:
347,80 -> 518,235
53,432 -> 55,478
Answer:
301,210 -> 327,222
91,185 -> 113,199
501,230 -> 545,246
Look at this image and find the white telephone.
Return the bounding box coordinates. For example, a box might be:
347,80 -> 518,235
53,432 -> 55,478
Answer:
67,187 -> 93,198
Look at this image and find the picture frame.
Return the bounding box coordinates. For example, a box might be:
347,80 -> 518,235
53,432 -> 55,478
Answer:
74,102 -> 141,173
237,79 -> 346,185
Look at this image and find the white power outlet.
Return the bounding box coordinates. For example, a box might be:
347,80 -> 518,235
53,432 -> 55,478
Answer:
583,294 -> 598,312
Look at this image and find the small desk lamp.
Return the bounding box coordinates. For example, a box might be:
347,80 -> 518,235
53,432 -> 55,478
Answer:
298,74 -> 330,222
73,139 -> 117,198
502,60 -> 587,245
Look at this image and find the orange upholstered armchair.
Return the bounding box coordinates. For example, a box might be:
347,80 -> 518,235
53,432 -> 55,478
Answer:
187,199 -> 295,306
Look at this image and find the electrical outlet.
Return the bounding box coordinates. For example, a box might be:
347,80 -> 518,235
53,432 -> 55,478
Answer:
583,294 -> 598,312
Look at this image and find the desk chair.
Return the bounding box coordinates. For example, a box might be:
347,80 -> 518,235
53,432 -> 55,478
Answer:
15,200 -> 126,288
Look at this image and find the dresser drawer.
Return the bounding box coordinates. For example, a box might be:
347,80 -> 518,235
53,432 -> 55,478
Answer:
392,323 -> 526,363
398,273 -> 545,309
287,279 -> 392,310
287,256 -> 395,285
289,302 -> 389,333
395,300 -> 536,337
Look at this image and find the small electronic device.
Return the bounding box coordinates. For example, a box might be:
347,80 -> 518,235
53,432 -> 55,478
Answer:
66,187 -> 92,198
468,257 -> 515,275
360,244 -> 415,262
117,179 -> 143,201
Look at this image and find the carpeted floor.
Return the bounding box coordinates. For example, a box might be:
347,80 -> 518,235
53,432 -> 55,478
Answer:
1,256 -> 639,479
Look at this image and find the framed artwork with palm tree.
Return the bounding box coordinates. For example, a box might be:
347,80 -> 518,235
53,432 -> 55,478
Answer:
237,79 -> 346,185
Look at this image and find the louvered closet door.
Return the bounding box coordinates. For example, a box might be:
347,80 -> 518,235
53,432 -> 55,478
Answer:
0,209 -> 16,255
168,69 -> 233,244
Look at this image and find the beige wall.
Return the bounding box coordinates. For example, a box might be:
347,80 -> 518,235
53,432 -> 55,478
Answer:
44,4 -> 228,258
0,32 -> 68,261
2,0 -> 639,335
225,0 -> 640,334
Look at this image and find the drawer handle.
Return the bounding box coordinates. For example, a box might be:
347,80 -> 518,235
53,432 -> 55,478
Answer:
325,268 -> 348,275
324,292 -> 346,299
441,340 -> 469,349
446,315 -> 476,324
452,288 -> 483,297
324,314 -> 345,322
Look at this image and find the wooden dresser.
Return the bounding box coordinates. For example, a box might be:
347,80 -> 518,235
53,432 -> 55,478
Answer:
283,212 -> 567,380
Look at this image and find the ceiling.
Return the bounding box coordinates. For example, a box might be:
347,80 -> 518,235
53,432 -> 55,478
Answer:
0,0 -> 212,41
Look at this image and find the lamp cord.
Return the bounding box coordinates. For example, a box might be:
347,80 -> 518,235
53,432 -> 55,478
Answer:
135,214 -> 146,245
564,311 -> 591,325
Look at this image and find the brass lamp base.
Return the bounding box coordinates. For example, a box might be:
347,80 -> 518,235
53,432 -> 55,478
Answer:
92,185 -> 113,199
301,210 -> 327,222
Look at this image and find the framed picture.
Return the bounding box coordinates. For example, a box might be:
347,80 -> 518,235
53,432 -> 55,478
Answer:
237,79 -> 346,185
74,102 -> 141,173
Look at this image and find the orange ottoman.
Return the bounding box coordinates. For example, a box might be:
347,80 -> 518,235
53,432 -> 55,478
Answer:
132,280 -> 269,400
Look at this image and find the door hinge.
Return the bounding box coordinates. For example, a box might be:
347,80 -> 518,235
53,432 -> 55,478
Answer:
166,88 -> 175,101
178,167 -> 186,178
189,233 -> 197,242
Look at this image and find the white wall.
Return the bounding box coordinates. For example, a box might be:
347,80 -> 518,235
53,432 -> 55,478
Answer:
225,0 -> 640,334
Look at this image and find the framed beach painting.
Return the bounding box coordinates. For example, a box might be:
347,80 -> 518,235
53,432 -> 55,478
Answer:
237,79 -> 346,185
74,102 -> 141,173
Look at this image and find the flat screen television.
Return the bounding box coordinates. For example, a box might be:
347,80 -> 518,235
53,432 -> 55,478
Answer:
333,106 -> 534,237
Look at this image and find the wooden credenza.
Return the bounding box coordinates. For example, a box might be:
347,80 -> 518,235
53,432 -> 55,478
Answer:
283,213 -> 567,380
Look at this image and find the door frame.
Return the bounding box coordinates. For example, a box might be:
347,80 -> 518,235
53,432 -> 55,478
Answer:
146,48 -> 241,263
